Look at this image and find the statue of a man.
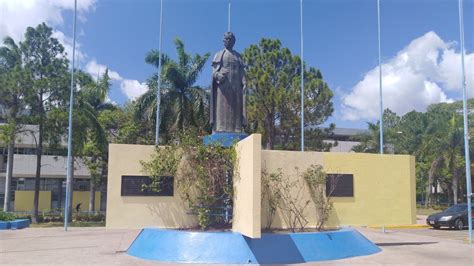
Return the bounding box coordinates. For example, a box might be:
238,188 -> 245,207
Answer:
210,32 -> 246,133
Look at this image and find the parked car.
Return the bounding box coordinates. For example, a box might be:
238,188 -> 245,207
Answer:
426,203 -> 474,230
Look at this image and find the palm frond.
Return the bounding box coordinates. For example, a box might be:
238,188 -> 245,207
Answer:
186,53 -> 210,87
174,38 -> 190,69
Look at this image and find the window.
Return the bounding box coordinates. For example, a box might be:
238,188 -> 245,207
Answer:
326,174 -> 354,197
121,176 -> 174,196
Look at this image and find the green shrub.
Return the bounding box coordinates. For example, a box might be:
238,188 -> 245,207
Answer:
75,212 -> 105,222
141,130 -> 237,230
0,211 -> 16,221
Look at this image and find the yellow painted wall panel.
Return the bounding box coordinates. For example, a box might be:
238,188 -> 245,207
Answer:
106,144 -> 197,229
261,150 -> 324,229
323,153 -> 416,226
233,134 -> 262,238
260,152 -> 416,228
14,191 -> 51,211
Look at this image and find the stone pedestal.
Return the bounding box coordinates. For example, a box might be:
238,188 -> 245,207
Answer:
203,132 -> 248,147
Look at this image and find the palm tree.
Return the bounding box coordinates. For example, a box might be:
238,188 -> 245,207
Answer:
75,71 -> 112,213
135,38 -> 210,142
62,70 -> 111,220
0,37 -> 30,211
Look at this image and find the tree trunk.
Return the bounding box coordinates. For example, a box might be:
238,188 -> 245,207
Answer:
3,140 -> 14,212
446,182 -> 453,205
32,122 -> 43,224
265,115 -> 274,150
426,156 -> 443,206
452,168 -> 461,204
89,157 -> 97,212
89,179 -> 96,212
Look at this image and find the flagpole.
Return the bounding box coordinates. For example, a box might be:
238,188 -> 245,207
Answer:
228,1 -> 231,32
155,0 -> 164,145
377,0 -> 384,154
458,0 -> 472,244
64,0 -> 77,231
300,0 -> 304,151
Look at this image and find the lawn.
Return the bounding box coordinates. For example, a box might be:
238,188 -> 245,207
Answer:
416,207 -> 441,216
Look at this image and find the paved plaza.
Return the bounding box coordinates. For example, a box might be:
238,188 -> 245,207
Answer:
1,226 -> 473,265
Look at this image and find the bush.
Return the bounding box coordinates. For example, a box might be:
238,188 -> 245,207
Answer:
141,130 -> 237,230
75,212 -> 105,222
0,211 -> 16,221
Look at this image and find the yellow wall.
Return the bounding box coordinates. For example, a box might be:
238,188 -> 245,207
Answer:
323,153 -> 416,226
73,191 -> 101,211
106,142 -> 416,231
106,144 -> 197,229
14,191 -> 51,211
261,150 -> 324,229
233,134 -> 261,238
259,151 -> 416,228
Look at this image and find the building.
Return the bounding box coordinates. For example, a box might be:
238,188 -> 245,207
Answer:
0,123 -> 104,212
323,127 -> 368,152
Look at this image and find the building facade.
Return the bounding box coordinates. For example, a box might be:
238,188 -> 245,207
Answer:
0,124 -> 105,212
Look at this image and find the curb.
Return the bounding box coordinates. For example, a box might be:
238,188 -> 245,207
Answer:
368,224 -> 431,229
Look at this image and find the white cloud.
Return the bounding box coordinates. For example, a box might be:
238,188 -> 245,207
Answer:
86,59 -> 148,101
341,31 -> 473,121
85,60 -> 123,81
51,30 -> 85,63
0,0 -> 96,63
120,79 -> 148,100
0,1 -> 148,102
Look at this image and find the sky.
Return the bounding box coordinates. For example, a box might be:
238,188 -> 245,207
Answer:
0,0 -> 473,128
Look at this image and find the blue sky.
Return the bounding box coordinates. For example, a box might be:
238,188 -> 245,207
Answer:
0,0 -> 473,128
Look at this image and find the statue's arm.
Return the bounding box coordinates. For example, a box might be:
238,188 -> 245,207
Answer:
212,52 -> 222,79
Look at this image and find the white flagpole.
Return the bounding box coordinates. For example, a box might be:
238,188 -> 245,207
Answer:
228,2 -> 231,32
377,0 -> 384,154
155,0 -> 164,145
64,0 -> 77,231
300,0 -> 304,151
458,0 -> 472,244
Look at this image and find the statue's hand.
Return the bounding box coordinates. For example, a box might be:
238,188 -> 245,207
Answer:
216,72 -> 226,84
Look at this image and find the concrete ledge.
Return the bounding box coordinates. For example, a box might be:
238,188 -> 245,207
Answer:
368,224 -> 431,229
127,227 -> 381,264
0,219 -> 30,230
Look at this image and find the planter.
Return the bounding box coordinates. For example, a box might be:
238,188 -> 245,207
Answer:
0,219 -> 30,230
127,227 -> 381,264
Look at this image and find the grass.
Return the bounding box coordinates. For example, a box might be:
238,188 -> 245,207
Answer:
30,221 -> 105,228
417,207 -> 441,216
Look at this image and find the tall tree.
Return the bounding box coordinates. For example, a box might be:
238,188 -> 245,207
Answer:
242,38 -> 334,150
135,38 -> 210,142
57,70 -> 111,219
352,108 -> 401,153
0,37 -> 30,211
75,70 -> 112,212
21,23 -> 69,223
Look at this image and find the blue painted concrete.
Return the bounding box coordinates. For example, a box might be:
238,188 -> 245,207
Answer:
127,227 -> 381,264
0,219 -> 30,230
203,132 -> 248,147
0,221 -> 9,230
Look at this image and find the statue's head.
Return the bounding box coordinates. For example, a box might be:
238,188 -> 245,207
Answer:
223,32 -> 236,49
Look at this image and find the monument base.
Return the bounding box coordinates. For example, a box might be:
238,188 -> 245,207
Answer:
203,132 -> 248,147
127,227 -> 381,264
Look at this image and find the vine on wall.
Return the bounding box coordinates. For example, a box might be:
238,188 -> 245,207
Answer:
141,131 -> 237,230
261,164 -> 337,232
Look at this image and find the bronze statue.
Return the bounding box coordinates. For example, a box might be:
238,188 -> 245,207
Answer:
210,32 -> 246,133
